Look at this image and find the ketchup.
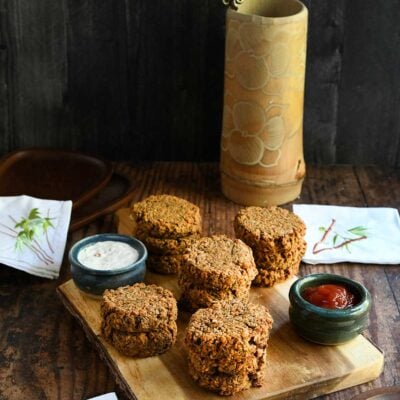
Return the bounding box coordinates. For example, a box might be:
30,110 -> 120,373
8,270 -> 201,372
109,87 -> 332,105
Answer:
302,284 -> 357,309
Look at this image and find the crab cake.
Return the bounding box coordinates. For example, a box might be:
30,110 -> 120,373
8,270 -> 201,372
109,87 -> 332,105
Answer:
252,264 -> 299,287
179,285 -> 249,312
101,283 -> 177,332
136,233 -> 200,256
101,322 -> 177,358
131,194 -> 202,239
187,347 -> 266,375
130,195 -> 202,276
101,283 -> 178,358
179,235 -> 257,290
234,206 -> 306,287
146,254 -> 183,275
178,235 -> 257,311
187,361 -> 258,396
185,299 -> 273,395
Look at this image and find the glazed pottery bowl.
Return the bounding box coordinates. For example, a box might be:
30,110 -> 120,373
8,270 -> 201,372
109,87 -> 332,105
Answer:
289,273 -> 371,345
69,233 -> 147,297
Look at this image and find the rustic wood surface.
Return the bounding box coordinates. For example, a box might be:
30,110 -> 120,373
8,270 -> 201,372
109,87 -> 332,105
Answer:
0,163 -> 399,400
1,1 -> 400,166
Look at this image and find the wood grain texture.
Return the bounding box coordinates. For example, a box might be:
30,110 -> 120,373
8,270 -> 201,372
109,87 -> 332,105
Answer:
336,0 -> 400,167
0,0 -> 11,151
65,0 -> 130,158
302,0 -> 345,164
1,1 -> 400,165
122,0 -> 225,162
0,44 -> 9,152
4,0 -> 73,149
0,163 -> 399,400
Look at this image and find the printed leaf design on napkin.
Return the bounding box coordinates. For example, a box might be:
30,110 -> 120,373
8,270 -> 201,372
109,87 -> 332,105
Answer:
313,219 -> 368,254
0,208 -> 56,265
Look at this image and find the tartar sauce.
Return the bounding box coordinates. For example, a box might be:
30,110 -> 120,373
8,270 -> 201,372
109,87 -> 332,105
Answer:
78,241 -> 139,270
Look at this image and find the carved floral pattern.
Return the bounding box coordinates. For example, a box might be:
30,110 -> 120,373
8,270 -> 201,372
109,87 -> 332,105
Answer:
221,9 -> 307,182
222,101 -> 284,167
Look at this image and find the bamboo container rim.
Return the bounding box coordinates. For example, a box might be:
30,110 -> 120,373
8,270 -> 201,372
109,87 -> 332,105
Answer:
229,0 -> 307,25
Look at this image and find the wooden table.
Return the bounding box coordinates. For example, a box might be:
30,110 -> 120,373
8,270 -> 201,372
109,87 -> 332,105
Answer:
0,163 -> 399,400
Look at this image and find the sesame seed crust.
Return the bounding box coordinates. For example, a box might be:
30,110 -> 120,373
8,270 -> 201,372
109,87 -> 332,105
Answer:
102,321 -> 177,358
101,283 -> 177,332
252,264 -> 300,287
187,359 -> 265,396
234,206 -> 306,287
234,206 -> 305,240
185,300 -> 272,350
131,195 -> 202,239
146,254 -> 183,275
187,346 -> 266,376
185,299 -> 273,395
179,235 -> 257,289
179,285 -> 250,312
138,234 -> 200,255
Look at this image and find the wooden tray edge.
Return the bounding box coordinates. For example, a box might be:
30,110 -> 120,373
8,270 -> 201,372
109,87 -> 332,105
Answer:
56,284 -> 137,400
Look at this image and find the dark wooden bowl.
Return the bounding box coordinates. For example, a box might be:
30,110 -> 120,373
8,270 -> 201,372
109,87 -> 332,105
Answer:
0,148 -> 113,209
70,164 -> 137,231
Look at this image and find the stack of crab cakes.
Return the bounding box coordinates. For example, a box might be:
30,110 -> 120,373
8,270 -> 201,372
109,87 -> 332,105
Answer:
178,235 -> 257,311
101,283 -> 177,357
130,194 -> 202,274
234,206 -> 306,287
185,299 -> 273,396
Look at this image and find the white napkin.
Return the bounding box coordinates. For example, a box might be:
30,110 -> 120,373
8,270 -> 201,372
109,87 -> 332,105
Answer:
0,195 -> 72,278
293,204 -> 400,265
87,393 -> 118,400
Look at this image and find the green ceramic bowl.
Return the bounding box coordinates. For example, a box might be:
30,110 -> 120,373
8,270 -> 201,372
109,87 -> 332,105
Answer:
289,273 -> 371,345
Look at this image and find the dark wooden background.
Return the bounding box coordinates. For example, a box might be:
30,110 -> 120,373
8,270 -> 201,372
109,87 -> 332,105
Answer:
1,0 -> 400,166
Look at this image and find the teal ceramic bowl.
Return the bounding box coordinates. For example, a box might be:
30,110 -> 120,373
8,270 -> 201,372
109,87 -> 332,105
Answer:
289,273 -> 371,345
69,233 -> 148,297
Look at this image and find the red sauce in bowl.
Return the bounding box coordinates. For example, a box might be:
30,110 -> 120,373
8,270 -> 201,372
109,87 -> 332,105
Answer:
302,284 -> 357,309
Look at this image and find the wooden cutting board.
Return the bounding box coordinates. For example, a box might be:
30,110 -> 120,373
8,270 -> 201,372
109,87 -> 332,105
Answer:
57,209 -> 384,400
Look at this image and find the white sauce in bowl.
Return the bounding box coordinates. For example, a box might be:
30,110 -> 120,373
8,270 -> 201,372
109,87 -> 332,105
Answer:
78,241 -> 140,270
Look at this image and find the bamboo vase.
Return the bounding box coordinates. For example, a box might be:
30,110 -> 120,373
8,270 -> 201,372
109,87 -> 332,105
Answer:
220,0 -> 308,206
